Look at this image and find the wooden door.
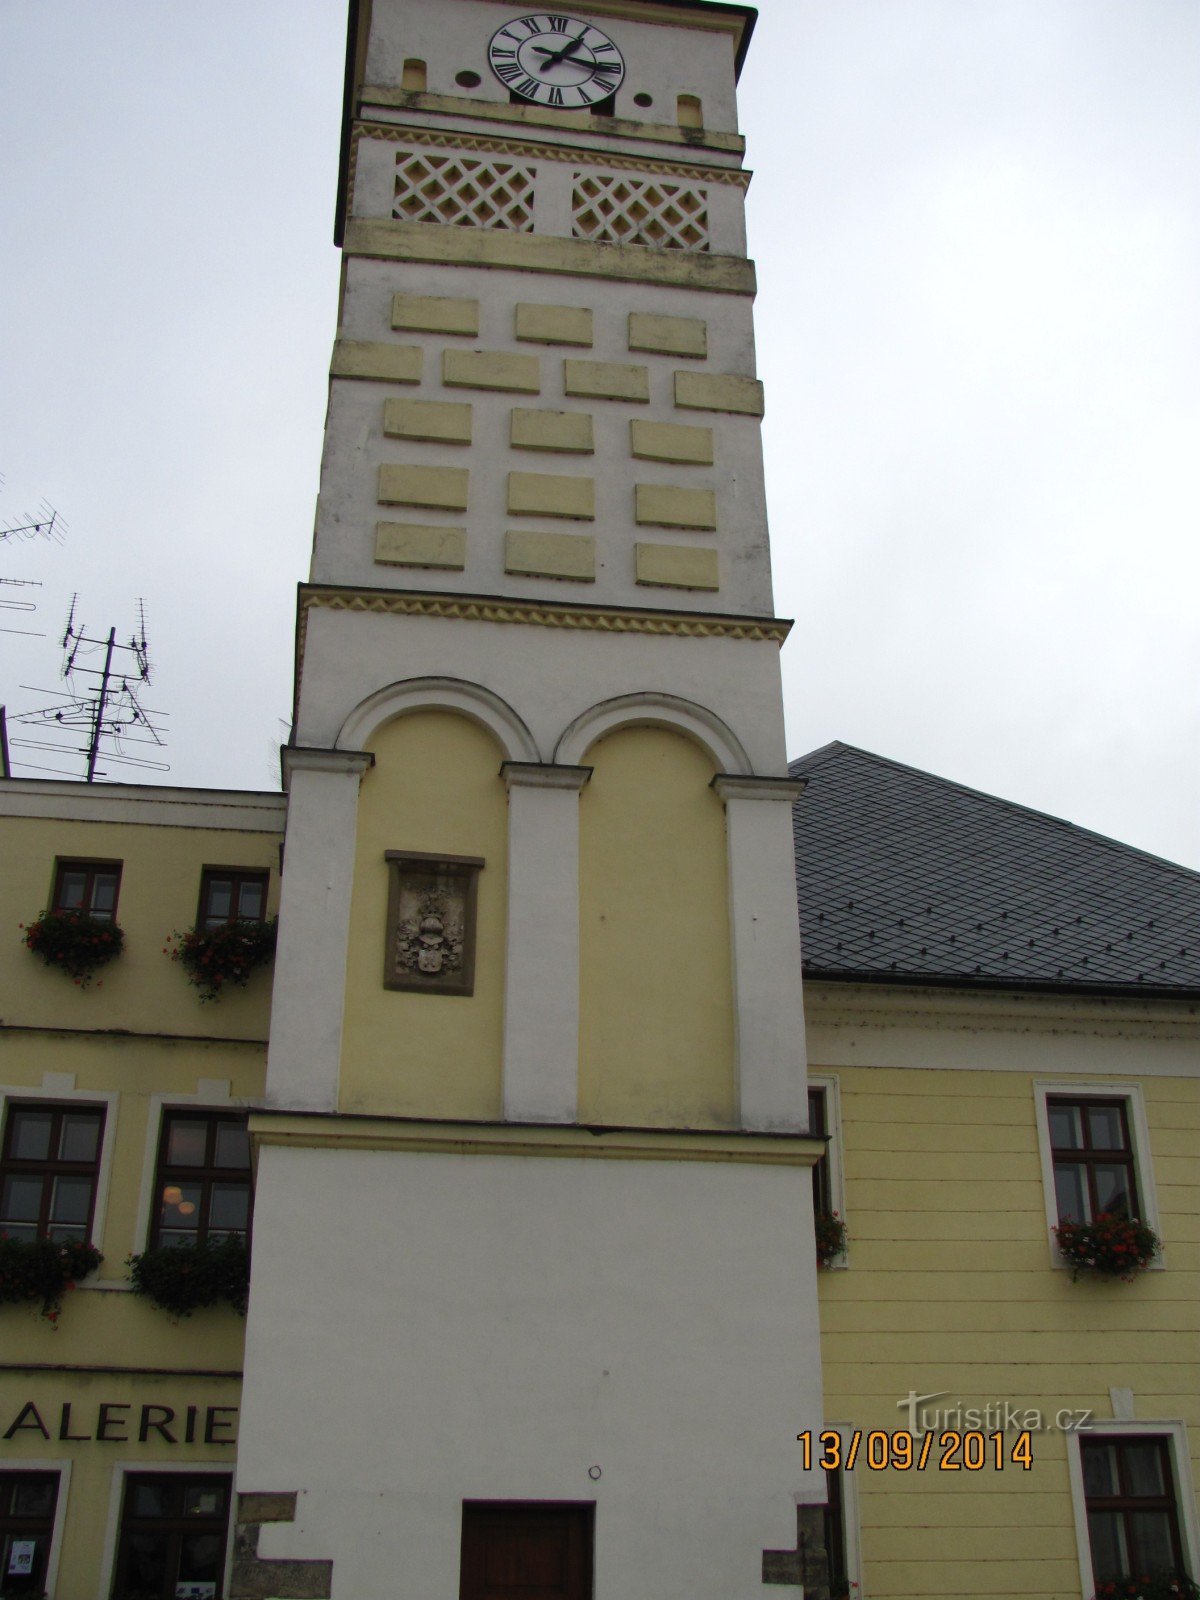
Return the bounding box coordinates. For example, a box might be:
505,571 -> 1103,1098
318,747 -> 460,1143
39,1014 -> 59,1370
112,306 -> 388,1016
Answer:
460,1503 -> 593,1600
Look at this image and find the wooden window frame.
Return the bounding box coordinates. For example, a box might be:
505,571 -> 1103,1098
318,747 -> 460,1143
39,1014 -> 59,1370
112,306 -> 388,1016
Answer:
149,1111 -> 252,1251
1082,1434 -> 1186,1582
0,1101 -> 106,1243
808,1087 -> 832,1215
0,1469 -> 61,1594
110,1471 -> 233,1600
195,867 -> 270,930
1048,1095 -> 1140,1223
51,858 -> 122,920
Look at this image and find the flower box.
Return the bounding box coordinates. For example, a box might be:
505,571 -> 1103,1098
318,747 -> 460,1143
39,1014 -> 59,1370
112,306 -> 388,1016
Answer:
1054,1212 -> 1160,1281
20,910 -> 124,987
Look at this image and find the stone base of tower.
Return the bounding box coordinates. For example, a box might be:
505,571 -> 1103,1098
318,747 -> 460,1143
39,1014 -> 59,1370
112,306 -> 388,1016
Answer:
236,1130 -> 825,1597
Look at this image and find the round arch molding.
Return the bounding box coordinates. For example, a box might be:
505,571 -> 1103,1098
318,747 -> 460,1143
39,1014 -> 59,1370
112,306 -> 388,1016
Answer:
336,677 -> 540,763
553,692 -> 753,773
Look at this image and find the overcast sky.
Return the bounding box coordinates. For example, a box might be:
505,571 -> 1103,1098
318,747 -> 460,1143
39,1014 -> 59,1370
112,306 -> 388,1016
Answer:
2,1 -> 1197,868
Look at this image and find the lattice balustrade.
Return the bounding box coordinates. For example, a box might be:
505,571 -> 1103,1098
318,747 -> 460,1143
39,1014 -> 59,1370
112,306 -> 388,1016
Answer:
393,153 -> 535,231
571,174 -> 710,251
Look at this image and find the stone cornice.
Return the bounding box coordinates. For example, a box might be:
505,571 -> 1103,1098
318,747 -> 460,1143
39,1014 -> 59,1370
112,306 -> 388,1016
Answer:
250,1110 -> 823,1167
342,218 -> 756,295
711,774 -> 806,803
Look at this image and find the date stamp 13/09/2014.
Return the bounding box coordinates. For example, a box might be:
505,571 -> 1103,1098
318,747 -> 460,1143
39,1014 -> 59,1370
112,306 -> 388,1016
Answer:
796,1429 -> 1034,1472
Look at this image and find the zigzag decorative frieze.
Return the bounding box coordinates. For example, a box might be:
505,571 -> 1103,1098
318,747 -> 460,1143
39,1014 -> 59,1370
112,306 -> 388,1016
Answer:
295,588 -> 789,678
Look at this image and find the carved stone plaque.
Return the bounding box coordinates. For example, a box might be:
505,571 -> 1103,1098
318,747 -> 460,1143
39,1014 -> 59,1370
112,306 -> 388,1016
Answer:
384,851 -> 484,996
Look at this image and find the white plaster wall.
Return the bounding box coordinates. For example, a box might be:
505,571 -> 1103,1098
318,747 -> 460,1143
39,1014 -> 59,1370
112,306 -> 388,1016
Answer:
238,1145 -> 825,1598
295,605 -> 793,774
364,0 -> 743,132
313,255 -> 770,615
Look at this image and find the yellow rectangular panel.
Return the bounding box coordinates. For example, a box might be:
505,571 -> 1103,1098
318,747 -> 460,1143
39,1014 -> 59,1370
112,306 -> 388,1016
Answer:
331,341 -> 422,384
634,542 -> 720,590
634,484 -> 717,530
507,471 -> 595,521
383,399 -> 473,445
375,523 -> 466,570
628,312 -> 708,358
515,304 -> 594,347
563,359 -> 650,403
391,294 -> 479,336
510,409 -> 595,454
504,530 -> 596,582
629,420 -> 714,465
443,349 -> 541,394
673,371 -> 764,416
378,464 -> 469,512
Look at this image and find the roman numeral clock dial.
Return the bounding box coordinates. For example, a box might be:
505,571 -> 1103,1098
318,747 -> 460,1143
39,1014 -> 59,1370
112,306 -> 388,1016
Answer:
488,13 -> 626,108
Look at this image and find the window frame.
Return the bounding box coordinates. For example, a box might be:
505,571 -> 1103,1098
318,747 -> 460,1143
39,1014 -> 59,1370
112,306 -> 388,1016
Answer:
1066,1422 -> 1200,1598
100,1466 -> 234,1600
1034,1082 -> 1163,1270
195,867 -> 270,930
0,1462 -> 70,1599
50,857 -> 122,921
0,1090 -> 118,1256
808,1076 -> 847,1268
148,1109 -> 253,1252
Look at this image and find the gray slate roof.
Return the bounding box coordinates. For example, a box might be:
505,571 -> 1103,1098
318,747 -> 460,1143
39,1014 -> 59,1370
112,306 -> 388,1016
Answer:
789,742 -> 1200,996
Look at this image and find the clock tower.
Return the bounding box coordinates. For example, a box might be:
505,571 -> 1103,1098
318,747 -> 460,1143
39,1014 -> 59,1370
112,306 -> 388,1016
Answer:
234,3 -> 827,1595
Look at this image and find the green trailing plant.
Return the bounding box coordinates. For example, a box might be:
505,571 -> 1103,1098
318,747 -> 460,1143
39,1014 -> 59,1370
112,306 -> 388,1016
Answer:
1094,1575 -> 1200,1600
1054,1212 -> 1160,1281
815,1209 -> 847,1268
166,916 -> 278,1001
0,1234 -> 103,1321
127,1235 -> 250,1317
20,909 -> 124,987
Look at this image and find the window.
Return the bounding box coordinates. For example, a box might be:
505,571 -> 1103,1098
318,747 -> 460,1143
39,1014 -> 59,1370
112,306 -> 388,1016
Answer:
111,1472 -> 232,1600
151,1113 -> 252,1250
460,1504 -> 593,1600
1048,1096 -> 1139,1222
808,1087 -> 832,1215
1083,1436 -> 1189,1583
0,1472 -> 60,1595
197,868 -> 268,929
0,1102 -> 105,1242
52,859 -> 120,920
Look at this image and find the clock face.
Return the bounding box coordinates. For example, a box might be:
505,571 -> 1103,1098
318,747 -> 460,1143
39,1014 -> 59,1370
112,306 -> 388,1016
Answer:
488,14 -> 626,109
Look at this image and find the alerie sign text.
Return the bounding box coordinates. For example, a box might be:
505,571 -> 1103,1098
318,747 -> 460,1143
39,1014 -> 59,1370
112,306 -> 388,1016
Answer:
2,1399 -> 237,1445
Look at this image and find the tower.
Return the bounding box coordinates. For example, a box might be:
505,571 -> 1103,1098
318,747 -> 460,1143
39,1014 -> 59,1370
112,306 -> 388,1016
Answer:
236,2 -> 826,1593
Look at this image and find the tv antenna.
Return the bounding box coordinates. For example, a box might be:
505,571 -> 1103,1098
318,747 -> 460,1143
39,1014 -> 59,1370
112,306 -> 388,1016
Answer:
9,597 -> 170,782
0,500 -> 65,638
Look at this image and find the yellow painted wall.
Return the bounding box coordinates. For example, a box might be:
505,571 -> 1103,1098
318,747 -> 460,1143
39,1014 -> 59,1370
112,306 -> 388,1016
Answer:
2,815 -> 280,1038
338,710 -> 508,1118
814,1041 -> 1200,1600
578,726 -> 734,1127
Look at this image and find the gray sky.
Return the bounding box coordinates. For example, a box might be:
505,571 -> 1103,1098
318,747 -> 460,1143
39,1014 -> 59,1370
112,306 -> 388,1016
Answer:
2,1 -> 1197,868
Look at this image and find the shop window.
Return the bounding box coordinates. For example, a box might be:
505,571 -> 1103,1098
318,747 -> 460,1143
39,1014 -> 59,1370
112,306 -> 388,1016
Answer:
197,868 -> 268,929
52,859 -> 120,920
111,1472 -> 232,1600
0,1102 -> 105,1243
1048,1096 -> 1139,1223
0,1471 -> 59,1595
1083,1436 -> 1189,1583
151,1112 -> 252,1250
460,1503 -> 593,1600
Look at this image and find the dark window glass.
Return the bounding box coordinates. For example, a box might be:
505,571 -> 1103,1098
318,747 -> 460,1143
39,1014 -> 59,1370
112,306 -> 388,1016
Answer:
198,869 -> 269,929
1082,1437 -> 1185,1584
0,1102 -> 105,1243
0,1471 -> 59,1595
152,1113 -> 252,1249
808,1088 -> 831,1215
52,860 -> 121,921
1048,1097 -> 1139,1223
112,1473 -> 231,1600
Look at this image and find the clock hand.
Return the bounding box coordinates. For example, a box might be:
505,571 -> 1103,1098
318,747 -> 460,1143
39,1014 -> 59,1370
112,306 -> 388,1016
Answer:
533,36 -> 587,67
